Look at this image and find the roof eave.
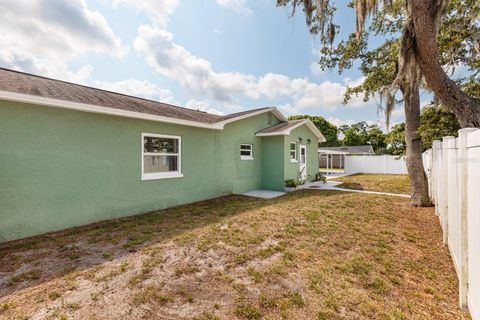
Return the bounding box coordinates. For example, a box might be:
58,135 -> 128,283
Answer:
304,120 -> 326,142
215,107 -> 287,129
0,91 -> 291,131
318,150 -> 349,155
256,132 -> 290,137
256,119 -> 326,142
0,90 -> 223,130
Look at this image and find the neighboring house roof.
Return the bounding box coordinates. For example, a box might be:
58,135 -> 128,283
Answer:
318,145 -> 375,155
256,119 -> 326,142
0,68 -> 286,129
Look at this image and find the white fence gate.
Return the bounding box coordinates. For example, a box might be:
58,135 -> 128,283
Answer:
344,155 -> 407,174
423,128 -> 480,319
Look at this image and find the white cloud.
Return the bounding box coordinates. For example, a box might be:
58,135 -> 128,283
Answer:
344,76 -> 366,88
134,26 -> 372,113
216,0 -> 253,16
327,117 -> 358,127
327,117 -> 377,128
257,73 -> 309,99
134,25 -> 259,102
94,79 -> 178,104
65,65 -> 95,85
110,0 -> 179,26
185,99 -> 224,115
0,0 -> 125,81
310,61 -> 324,76
213,28 -> 224,34
278,103 -> 300,115
295,81 -> 346,112
391,108 -> 404,120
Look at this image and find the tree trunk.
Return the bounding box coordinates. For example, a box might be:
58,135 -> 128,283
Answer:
397,18 -> 432,207
410,0 -> 480,128
401,84 -> 432,206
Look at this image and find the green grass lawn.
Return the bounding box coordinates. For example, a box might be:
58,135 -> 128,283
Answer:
0,190 -> 466,319
333,173 -> 411,194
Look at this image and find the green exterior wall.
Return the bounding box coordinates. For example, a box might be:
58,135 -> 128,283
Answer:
0,101 -> 281,242
259,124 -> 320,191
283,125 -> 320,182
260,136 -> 285,191
213,112 -> 280,194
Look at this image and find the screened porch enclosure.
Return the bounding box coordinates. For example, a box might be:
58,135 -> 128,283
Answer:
319,152 -> 346,175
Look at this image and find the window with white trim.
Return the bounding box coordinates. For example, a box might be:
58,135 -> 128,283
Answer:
240,144 -> 253,160
290,142 -> 297,162
142,133 -> 182,180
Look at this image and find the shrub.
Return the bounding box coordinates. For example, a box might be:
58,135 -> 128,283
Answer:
315,173 -> 327,183
285,179 -> 298,188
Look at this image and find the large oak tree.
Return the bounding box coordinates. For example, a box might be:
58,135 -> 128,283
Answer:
277,0 -> 479,206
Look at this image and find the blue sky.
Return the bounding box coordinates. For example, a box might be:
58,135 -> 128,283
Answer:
0,0 -> 412,128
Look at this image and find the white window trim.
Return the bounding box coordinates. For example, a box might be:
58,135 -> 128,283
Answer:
290,142 -> 298,162
240,143 -> 254,160
141,133 -> 183,180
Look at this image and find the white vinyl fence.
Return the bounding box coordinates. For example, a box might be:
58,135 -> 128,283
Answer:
423,128 -> 480,319
344,155 -> 407,174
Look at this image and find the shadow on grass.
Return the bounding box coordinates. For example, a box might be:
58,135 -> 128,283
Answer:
0,190 -> 341,298
335,182 -> 365,191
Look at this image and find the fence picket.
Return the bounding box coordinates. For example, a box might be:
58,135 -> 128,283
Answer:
423,128 -> 480,317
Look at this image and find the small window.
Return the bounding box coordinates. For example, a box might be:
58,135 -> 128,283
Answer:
290,142 -> 297,162
240,144 -> 253,160
142,133 -> 182,180
300,146 -> 306,164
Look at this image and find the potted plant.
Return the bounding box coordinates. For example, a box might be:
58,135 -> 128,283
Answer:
285,179 -> 298,192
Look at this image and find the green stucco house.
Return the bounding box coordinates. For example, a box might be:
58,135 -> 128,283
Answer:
0,68 -> 325,242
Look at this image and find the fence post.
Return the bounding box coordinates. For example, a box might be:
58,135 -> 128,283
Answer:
458,128 -> 476,309
442,137 -> 454,246
432,142 -> 437,205
432,140 -> 441,215
429,146 -> 434,202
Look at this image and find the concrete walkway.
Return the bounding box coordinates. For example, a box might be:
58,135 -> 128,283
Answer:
242,181 -> 409,199
242,173 -> 409,199
242,189 -> 286,199
324,172 -> 357,180
305,180 -> 410,198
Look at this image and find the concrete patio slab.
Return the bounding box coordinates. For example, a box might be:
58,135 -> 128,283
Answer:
242,189 -> 286,199
305,180 -> 410,198
321,172 -> 357,180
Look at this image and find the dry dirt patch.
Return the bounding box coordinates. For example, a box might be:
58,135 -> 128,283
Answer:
0,191 -> 468,319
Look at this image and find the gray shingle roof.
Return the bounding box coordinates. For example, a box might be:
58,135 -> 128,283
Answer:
218,107 -> 271,122
255,120 -> 305,134
318,145 -> 375,154
0,68 -> 268,124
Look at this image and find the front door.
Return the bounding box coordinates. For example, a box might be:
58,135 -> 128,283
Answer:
299,145 -> 307,181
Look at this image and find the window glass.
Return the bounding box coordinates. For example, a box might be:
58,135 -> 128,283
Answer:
240,144 -> 253,159
241,144 -> 252,150
144,137 -> 178,153
143,155 -> 178,173
290,142 -> 297,160
142,134 -> 181,179
300,147 -> 306,164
